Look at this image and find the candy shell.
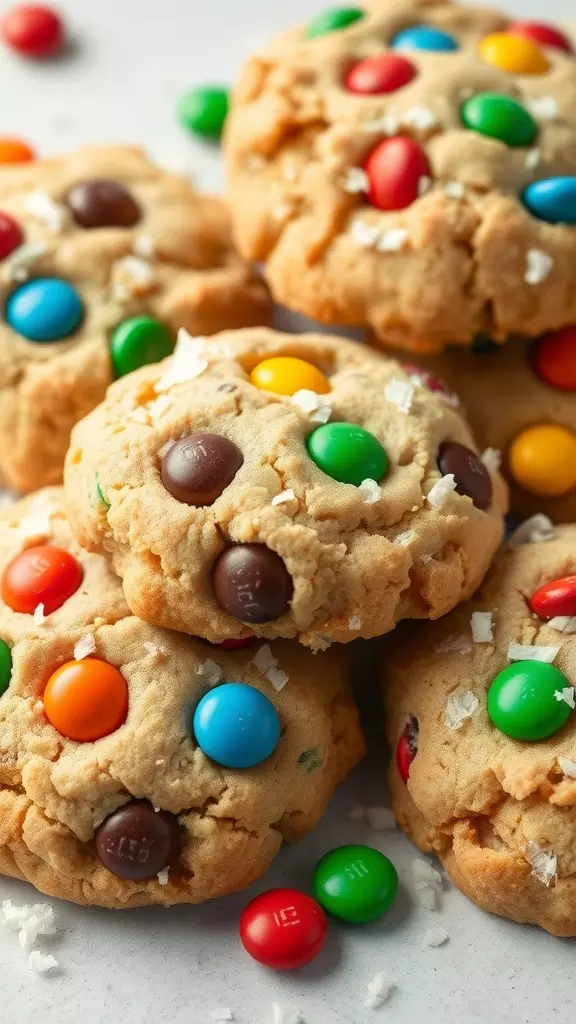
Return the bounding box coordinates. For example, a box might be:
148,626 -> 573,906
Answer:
305,7 -> 364,39
390,25 -> 458,53
177,86 -> 229,140
522,177 -> 576,225
6,277 -> 83,341
478,32 -> 550,75
461,93 -> 537,147
509,424 -> 576,497
240,889 -> 327,969
530,575 -> 576,620
487,661 -> 572,741
0,212 -> 23,260
307,422 -> 388,486
531,327 -> 576,392
250,356 -> 329,396
193,682 -> 281,769
509,20 -> 574,54
364,136 -> 431,211
313,844 -> 399,923
44,658 -> 128,742
345,52 -> 416,94
1,4 -> 64,58
1,545 -> 82,614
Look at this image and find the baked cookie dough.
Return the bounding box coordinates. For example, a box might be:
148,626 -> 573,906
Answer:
0,489 -> 363,909
0,145 -> 269,493
225,0 -> 576,352
64,327 -> 507,650
387,326 -> 576,522
384,524 -> 576,935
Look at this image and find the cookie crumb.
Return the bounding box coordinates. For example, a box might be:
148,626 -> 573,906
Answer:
359,478 -> 381,505
28,951 -> 59,973
427,474 -> 457,508
73,634 -> 96,660
423,926 -> 449,947
481,447 -> 501,472
471,611 -> 494,643
385,378 -> 414,413
554,686 -> 575,709
508,643 -> 559,664
525,249 -> 553,285
525,840 -> 557,886
444,691 -> 479,730
508,515 -> 555,546
342,167 -> 369,194
271,489 -> 297,511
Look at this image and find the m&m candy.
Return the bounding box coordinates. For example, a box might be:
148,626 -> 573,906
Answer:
530,575 -> 576,620
487,661 -> 573,741
305,6 -> 364,39
313,844 -> 398,923
437,441 -> 492,510
6,278 -> 84,342
0,638 -> 12,697
240,888 -> 327,969
532,327 -> 576,392
461,93 -> 537,147
364,136 -> 431,211
67,179 -> 141,229
213,544 -> 293,623
522,177 -> 576,225
193,682 -> 280,769
0,137 -> 34,163
509,424 -> 576,497
177,86 -> 230,140
307,422 -> 388,486
0,212 -> 23,261
110,316 -> 173,378
390,25 -> 458,52
345,53 -> 416,95
96,800 -> 181,880
396,714 -> 419,783
1,545 -> 82,614
509,20 -> 574,55
161,432 -> 243,506
43,658 -> 128,742
478,32 -> 550,75
1,4 -> 64,58
250,356 -> 330,396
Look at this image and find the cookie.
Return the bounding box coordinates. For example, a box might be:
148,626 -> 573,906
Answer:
385,327 -> 576,522
64,327 -> 507,650
0,489 -> 364,909
225,1 -> 576,352
383,524 -> 576,935
0,145 -> 269,493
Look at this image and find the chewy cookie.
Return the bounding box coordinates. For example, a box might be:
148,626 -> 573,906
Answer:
0,145 -> 269,493
64,328 -> 507,649
225,0 -> 576,351
388,327 -> 576,522
0,489 -> 363,909
384,525 -> 576,935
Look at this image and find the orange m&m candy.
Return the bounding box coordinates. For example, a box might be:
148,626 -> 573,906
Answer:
43,658 -> 128,742
478,32 -> 550,75
250,356 -> 330,396
1,545 -> 82,614
532,326 -> 576,392
509,424 -> 576,497
0,137 -> 35,163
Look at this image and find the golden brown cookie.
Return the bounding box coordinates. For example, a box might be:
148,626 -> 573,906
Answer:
383,524 -> 576,935
63,328 -> 507,650
0,145 -> 269,493
0,489 -> 363,909
225,0 -> 576,352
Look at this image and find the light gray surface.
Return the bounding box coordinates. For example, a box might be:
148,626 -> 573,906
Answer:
0,2 -> 574,1022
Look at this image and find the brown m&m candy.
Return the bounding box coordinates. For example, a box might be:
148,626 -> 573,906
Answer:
213,544 -> 293,624
95,800 -> 181,880
437,441 -> 492,510
67,179 -> 141,228
161,432 -> 243,506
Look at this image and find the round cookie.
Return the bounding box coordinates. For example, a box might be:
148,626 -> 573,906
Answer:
225,0 -> 576,352
383,524 -> 576,935
64,327 -> 507,650
0,145 -> 269,493
0,489 -> 364,909
386,329 -> 576,522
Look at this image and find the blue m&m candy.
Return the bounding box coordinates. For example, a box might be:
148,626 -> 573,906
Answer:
6,277 -> 83,341
390,25 -> 458,52
193,682 -> 280,769
522,177 -> 576,225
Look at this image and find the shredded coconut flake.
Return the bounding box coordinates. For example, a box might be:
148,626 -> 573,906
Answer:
365,806 -> 396,832
23,191 -> 68,232
2,900 -> 56,949
33,603 -> 46,626
350,218 -> 381,248
427,474 -> 457,508
143,641 -> 165,657
271,488 -> 297,509
548,616 -> 576,634
128,406 -> 150,424
196,659 -> 222,688
267,666 -> 289,692
508,643 -> 559,664
5,241 -> 47,281
252,644 -> 277,673
364,972 -> 395,1009
210,1011 -> 233,1022
114,255 -> 155,290
528,96 -> 558,120
525,248 -> 553,285
348,615 -> 361,630
361,113 -> 399,135
436,633 -> 472,654
148,394 -> 173,421
376,227 -> 409,252
525,840 -> 557,886
133,233 -> 155,258
508,515 -> 555,546
525,148 -> 541,170
73,634 -> 96,660
394,530 -> 415,547
402,105 -> 438,131
412,859 -> 443,889
481,447 -> 502,472
444,180 -> 465,198
423,926 -> 449,947
471,611 -> 494,644
358,478 -> 381,505
418,175 -> 432,196
415,887 -> 437,911
155,330 -> 208,392
558,756 -> 576,779
555,686 -> 576,710
28,951 -> 59,973
291,389 -> 332,424
347,804 -> 366,821
343,167 -> 369,193
272,1003 -> 302,1024
157,867 -> 170,886
385,378 -> 414,412
444,691 -> 479,730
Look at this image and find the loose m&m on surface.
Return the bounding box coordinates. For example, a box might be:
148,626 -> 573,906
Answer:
313,844 -> 398,923
240,889 -> 327,969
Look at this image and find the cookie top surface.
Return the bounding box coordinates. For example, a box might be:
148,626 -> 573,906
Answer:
383,523 -> 576,934
64,327 -> 507,649
0,489 -> 363,909
0,145 -> 269,492
225,0 -> 576,351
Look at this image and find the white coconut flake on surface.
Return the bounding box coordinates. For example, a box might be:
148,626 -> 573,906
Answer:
508,515 -> 555,546
155,330 -> 208,392
348,615 -> 361,630
364,972 -> 395,1009
412,858 -> 443,911
350,218 -> 381,248
5,241 -> 47,281
423,926 -> 450,947
267,666 -> 289,692
358,478 -> 381,505
196,659 -> 222,688
528,96 -> 558,120
361,113 -> 399,135
365,806 -> 396,832
376,227 -> 409,252
347,804 -> 366,822
427,474 -> 457,508
252,644 -> 277,673
525,249 -> 553,285
73,634 -> 96,660
291,389 -> 332,424
471,611 -> 494,643
416,886 -> 438,911
114,255 -> 155,288
33,604 -> 46,626
148,394 -> 173,421
418,175 -> 432,196
210,1010 -> 233,1022
23,191 -> 68,232
444,691 -> 479,730
436,633 -> 472,654
143,641 -> 166,657
481,447 -> 502,472
128,406 -> 150,424
157,868 -> 170,886
1,900 -> 57,948
402,105 -> 438,131
271,489 -> 297,510
558,757 -> 576,779
394,530 -> 415,547
272,1002 -> 302,1024
28,951 -> 59,973
554,686 -> 576,710
525,840 -> 557,886
525,148 -> 541,170
508,643 -> 559,664
385,378 -> 414,413
133,233 -> 155,258
421,553 -> 434,564
444,180 -> 465,198
342,167 -> 369,193
548,616 -> 576,634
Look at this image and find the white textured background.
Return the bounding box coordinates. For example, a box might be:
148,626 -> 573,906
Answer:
0,2 -> 574,1022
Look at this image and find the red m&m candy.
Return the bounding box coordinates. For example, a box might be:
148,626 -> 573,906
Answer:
0,212 -> 23,261
509,21 -> 574,55
530,575 -> 576,620
240,888 -> 327,970
1,4 -> 64,58
532,326 -> 576,392
345,53 -> 416,95
396,715 -> 419,783
365,137 -> 431,211
1,545 -> 82,614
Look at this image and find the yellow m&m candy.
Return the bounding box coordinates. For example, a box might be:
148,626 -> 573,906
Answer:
250,356 -> 330,396
479,32 -> 550,75
509,424 -> 576,497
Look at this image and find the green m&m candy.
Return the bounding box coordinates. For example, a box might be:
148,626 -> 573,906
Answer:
306,422 -> 388,486
461,93 -> 537,148
0,638 -> 12,697
313,844 -> 398,923
305,7 -> 365,38
110,316 -> 173,378
177,86 -> 229,140
487,661 -> 573,741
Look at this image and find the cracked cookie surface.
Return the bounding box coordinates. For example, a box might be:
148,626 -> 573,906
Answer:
383,525 -> 576,935
0,145 -> 269,493
225,0 -> 576,352
64,327 -> 506,649
0,489 -> 363,909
